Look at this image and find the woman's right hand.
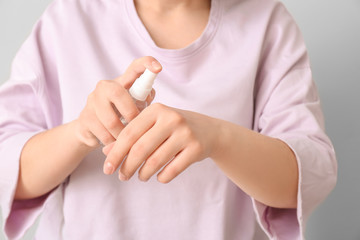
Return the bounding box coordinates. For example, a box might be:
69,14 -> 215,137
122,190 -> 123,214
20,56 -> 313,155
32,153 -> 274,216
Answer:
75,56 -> 162,149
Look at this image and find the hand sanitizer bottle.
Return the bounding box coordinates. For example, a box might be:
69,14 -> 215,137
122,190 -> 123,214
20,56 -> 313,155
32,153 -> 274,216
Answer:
120,69 -> 158,125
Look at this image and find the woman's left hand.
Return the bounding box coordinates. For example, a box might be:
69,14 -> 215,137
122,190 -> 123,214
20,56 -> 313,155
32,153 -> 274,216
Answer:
102,103 -> 220,183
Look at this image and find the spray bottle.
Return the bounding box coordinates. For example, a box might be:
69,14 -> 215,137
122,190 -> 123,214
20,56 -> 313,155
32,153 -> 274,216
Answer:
120,69 -> 158,125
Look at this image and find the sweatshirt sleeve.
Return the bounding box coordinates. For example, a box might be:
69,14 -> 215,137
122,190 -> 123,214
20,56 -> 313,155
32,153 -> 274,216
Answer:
0,5 -> 63,239
251,3 -> 337,240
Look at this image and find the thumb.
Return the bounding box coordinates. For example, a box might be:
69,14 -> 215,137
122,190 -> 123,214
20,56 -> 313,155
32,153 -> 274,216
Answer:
115,56 -> 162,89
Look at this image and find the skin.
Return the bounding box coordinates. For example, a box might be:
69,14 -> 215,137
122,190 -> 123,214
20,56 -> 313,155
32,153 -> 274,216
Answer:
15,58 -> 159,200
14,0 -> 298,209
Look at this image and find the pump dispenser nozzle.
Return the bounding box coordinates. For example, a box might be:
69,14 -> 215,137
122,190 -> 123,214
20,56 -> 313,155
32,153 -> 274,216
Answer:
129,69 -> 157,101
120,68 -> 158,125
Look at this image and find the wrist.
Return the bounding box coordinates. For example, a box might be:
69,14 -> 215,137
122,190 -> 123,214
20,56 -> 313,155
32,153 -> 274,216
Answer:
209,119 -> 246,162
208,118 -> 229,161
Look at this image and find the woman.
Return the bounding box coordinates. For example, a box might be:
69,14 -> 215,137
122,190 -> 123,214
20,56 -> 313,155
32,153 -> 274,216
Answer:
0,0 -> 337,239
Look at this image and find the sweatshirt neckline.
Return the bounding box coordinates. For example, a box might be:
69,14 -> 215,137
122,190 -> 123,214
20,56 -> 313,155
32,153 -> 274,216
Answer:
124,0 -> 222,62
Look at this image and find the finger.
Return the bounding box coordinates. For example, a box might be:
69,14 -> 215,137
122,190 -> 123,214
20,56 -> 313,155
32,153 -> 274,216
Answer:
103,113 -> 155,175
95,101 -> 124,139
115,57 -> 162,89
119,122 -> 172,181
103,80 -> 140,124
138,134 -> 183,182
157,148 -> 196,184
102,142 -> 115,156
93,79 -> 139,127
145,88 -> 156,106
88,113 -> 115,146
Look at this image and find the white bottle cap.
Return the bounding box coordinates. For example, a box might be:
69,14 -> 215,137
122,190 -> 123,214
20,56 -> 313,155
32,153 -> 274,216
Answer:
129,69 -> 157,101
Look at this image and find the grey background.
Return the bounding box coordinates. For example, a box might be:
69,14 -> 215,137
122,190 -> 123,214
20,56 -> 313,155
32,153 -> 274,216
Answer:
0,0 -> 359,239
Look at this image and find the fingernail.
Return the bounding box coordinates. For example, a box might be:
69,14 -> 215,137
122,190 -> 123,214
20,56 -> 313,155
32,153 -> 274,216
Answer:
151,61 -> 162,70
119,172 -> 128,181
103,162 -> 114,175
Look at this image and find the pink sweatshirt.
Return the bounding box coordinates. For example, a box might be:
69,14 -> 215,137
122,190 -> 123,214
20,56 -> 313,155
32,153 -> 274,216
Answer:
0,0 -> 337,239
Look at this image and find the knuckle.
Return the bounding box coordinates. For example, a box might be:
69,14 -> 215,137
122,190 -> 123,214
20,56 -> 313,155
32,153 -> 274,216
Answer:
131,141 -> 146,155
150,102 -> 165,111
106,116 -> 120,130
96,80 -> 125,99
100,132 -> 114,145
121,127 -> 137,143
190,141 -> 204,157
109,84 -> 124,98
181,126 -> 193,139
120,126 -> 132,138
167,111 -> 184,127
145,156 -> 161,169
172,112 -> 185,124
131,58 -> 142,66
96,79 -> 108,89
143,55 -> 156,62
134,56 -> 156,65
